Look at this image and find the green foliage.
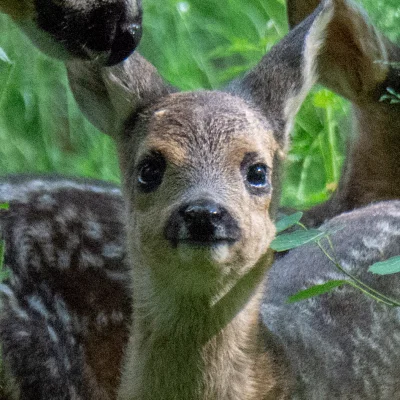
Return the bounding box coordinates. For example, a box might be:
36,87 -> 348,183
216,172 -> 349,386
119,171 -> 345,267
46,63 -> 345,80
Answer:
380,87 -> 400,104
287,280 -> 348,303
270,228 -> 326,252
0,0 -> 398,207
0,17 -> 119,181
369,256 -> 400,275
275,211 -> 303,233
274,212 -> 400,307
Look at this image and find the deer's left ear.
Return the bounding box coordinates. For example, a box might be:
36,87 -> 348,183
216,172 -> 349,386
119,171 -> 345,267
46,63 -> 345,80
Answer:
232,0 -> 334,151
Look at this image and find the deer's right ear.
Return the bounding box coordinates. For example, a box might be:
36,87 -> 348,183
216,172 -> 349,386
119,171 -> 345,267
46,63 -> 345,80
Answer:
233,0 -> 334,152
67,53 -> 172,137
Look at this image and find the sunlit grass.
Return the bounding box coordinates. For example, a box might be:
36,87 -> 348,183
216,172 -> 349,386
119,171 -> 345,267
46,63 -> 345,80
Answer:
0,0 -> 398,208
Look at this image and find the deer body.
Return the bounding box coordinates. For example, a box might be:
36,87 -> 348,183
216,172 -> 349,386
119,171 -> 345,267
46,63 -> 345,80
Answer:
264,202 -> 400,398
3,176 -> 400,399
115,91 -> 291,399
1,0 -> 400,399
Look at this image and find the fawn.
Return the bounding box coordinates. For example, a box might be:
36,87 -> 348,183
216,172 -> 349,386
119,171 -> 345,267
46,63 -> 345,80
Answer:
1,0 -> 400,399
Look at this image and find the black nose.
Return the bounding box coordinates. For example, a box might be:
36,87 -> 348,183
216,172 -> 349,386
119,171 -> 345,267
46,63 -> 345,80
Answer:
182,201 -> 223,226
35,0 -> 142,65
164,200 -> 241,246
84,5 -> 143,66
106,21 -> 143,66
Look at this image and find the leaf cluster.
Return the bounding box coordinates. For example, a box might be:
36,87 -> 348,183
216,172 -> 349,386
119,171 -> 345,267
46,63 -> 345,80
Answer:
273,213 -> 400,306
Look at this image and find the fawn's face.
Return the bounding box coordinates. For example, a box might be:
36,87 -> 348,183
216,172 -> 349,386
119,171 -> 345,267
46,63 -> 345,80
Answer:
119,91 -> 279,294
64,0 -> 337,295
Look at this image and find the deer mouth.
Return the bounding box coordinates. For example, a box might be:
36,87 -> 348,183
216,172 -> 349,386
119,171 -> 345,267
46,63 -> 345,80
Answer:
177,236 -> 239,248
164,200 -> 241,249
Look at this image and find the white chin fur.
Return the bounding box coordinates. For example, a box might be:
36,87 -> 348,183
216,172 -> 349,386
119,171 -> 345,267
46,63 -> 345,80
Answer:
177,242 -> 231,265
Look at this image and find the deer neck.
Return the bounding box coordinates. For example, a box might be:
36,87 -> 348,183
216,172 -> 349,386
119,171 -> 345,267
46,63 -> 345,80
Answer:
342,103 -> 400,204
118,249 -> 289,400
303,102 -> 400,227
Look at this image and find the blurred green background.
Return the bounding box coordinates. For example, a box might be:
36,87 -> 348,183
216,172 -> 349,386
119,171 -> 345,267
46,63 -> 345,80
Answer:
0,0 -> 399,209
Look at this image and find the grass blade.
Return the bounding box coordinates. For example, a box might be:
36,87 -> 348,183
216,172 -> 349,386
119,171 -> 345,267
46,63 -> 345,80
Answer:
287,280 -> 348,303
270,229 -> 326,252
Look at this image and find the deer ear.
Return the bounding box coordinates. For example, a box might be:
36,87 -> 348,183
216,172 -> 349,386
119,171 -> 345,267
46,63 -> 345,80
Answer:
286,0 -> 398,102
67,53 -> 172,137
233,0 -> 334,151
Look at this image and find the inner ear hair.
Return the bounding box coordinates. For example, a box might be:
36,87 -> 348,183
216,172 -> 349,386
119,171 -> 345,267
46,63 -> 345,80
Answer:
287,0 -> 400,102
67,52 -> 173,137
231,0 -> 334,151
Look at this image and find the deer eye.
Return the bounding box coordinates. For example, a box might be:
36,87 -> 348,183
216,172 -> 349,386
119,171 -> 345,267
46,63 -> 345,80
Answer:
137,153 -> 166,193
246,163 -> 269,188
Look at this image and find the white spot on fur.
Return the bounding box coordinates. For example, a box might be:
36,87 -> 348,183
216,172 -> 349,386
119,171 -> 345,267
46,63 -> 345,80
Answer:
28,295 -> 50,319
37,193 -> 56,208
210,243 -> 230,264
46,357 -> 60,377
80,251 -> 104,269
362,235 -> 387,250
16,331 -> 30,338
110,310 -> 124,324
57,250 -> 72,270
102,243 -> 124,259
61,205 -> 79,220
47,325 -> 59,343
0,285 -> 29,320
55,299 -> 71,326
64,356 -> 72,371
96,311 -> 108,329
30,220 -> 53,240
0,178 -> 121,203
85,221 -> 103,240
154,109 -> 167,118
105,269 -> 130,282
0,284 -> 14,298
68,385 -> 78,398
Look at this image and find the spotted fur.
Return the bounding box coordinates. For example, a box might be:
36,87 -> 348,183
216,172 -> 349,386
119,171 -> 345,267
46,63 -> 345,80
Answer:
0,176 -> 130,400
264,202 -> 400,399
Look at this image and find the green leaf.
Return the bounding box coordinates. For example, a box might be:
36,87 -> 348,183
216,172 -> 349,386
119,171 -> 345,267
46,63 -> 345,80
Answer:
275,212 -> 303,233
386,87 -> 399,96
270,229 -> 326,252
0,47 -> 11,64
0,203 -> 9,210
0,241 -> 8,282
369,256 -> 400,275
287,280 -> 348,303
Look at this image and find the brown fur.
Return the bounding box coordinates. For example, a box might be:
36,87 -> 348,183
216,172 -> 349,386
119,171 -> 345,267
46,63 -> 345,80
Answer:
295,0 -> 400,226
0,0 -> 34,19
